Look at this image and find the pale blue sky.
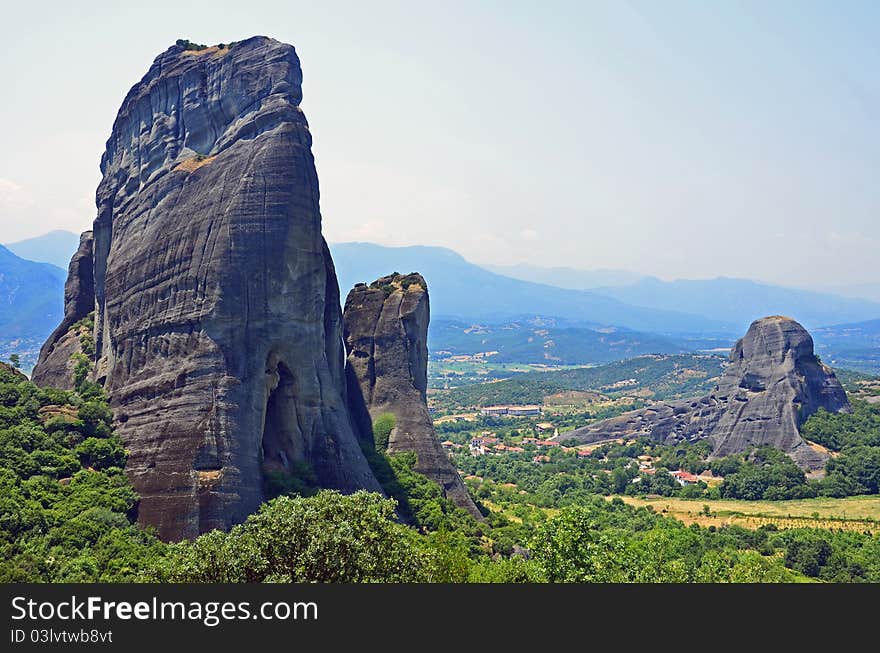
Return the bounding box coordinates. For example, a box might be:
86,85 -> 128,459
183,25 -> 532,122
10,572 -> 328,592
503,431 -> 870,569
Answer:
0,0 -> 877,288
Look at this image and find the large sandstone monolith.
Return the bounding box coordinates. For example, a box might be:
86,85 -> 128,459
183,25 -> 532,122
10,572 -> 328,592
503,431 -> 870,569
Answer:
344,273 -> 482,518
558,316 -> 851,469
34,37 -> 382,540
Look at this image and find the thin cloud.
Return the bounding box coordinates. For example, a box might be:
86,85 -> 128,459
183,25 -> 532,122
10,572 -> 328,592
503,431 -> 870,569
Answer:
0,178 -> 35,214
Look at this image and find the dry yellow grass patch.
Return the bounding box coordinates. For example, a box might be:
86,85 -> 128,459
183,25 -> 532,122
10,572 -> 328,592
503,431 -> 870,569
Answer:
174,155 -> 216,173
197,470 -> 223,488
181,45 -> 230,58
612,495 -> 880,533
433,413 -> 477,424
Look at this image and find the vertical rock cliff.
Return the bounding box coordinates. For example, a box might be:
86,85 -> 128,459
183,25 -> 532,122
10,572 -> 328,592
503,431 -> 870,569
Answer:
558,316 -> 851,469
31,231 -> 94,389
35,37 -> 381,540
344,273 -> 482,518
706,316 -> 851,467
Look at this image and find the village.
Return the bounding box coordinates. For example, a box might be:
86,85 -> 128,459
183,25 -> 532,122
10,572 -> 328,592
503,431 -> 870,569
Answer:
435,406 -> 724,490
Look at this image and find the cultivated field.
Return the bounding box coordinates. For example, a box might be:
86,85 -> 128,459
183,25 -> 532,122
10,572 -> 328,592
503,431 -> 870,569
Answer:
613,495 -> 880,533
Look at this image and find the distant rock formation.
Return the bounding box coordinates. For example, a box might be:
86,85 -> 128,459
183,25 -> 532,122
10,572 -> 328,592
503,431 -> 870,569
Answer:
558,316 -> 851,469
33,37 -> 381,540
344,273 -> 482,518
31,231 -> 94,389
0,361 -> 29,383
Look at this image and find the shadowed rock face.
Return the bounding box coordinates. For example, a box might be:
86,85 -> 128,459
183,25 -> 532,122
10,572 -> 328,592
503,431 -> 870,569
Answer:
31,231 -> 94,389
558,316 -> 851,469
35,37 -> 381,540
344,274 -> 482,518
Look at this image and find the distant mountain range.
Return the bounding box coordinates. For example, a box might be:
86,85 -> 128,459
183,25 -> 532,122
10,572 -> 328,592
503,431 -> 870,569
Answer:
820,282 -> 880,304
330,242 -> 724,333
482,263 -> 643,290
429,317 -> 686,365
0,244 -> 65,338
331,242 -> 880,333
591,276 -> 880,333
813,319 -> 880,374
4,230 -> 81,270
3,233 -> 879,372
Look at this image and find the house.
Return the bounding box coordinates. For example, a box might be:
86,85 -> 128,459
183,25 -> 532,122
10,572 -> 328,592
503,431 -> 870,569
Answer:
698,469 -> 723,484
535,422 -> 555,432
479,405 -> 543,417
533,455 -> 551,463
469,438 -> 486,455
576,448 -> 592,457
481,406 -> 509,416
670,470 -> 699,485
508,405 -> 542,416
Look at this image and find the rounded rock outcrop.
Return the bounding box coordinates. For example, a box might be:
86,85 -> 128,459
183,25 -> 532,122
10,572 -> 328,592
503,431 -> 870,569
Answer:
559,316 -> 851,469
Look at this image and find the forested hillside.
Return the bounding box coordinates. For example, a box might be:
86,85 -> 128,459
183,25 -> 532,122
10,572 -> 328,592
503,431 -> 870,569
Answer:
433,354 -> 725,408
3,356 -> 879,582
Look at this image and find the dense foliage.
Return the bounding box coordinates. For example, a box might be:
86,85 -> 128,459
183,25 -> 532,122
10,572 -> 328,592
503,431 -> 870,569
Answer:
802,400 -> 880,450
433,354 -> 724,408
429,318 -> 683,366
531,499 -> 880,582
148,491 -> 436,582
3,354 -> 878,584
0,362 -> 164,582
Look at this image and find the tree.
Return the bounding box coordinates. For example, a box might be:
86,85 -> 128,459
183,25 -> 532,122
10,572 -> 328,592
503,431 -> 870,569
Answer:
783,534 -> 833,578
8,354 -> 20,369
611,467 -> 630,494
530,506 -> 635,582
146,491 -> 432,583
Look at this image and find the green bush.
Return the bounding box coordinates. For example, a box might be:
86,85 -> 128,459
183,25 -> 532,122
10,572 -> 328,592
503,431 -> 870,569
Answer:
146,491 -> 431,582
372,412 -> 396,451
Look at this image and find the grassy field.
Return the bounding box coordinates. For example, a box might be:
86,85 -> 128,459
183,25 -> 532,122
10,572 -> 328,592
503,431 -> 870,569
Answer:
429,360 -> 589,379
613,495 -> 880,533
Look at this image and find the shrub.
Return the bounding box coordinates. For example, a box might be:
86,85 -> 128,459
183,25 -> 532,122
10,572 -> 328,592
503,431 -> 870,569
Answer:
372,413 -> 396,451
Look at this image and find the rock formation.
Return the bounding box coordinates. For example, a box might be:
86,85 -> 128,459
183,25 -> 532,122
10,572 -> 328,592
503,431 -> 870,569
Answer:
344,273 -> 482,518
33,37 -> 381,540
31,231 -> 94,389
558,316 -> 851,469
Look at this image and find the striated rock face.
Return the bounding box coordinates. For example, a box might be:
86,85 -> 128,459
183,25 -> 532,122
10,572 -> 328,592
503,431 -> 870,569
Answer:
35,37 -> 381,540
31,231 -> 95,389
558,316 -> 851,469
344,274 -> 482,518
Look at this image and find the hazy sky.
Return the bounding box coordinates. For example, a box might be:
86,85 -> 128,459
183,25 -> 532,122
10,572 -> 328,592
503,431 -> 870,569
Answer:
0,0 -> 877,288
